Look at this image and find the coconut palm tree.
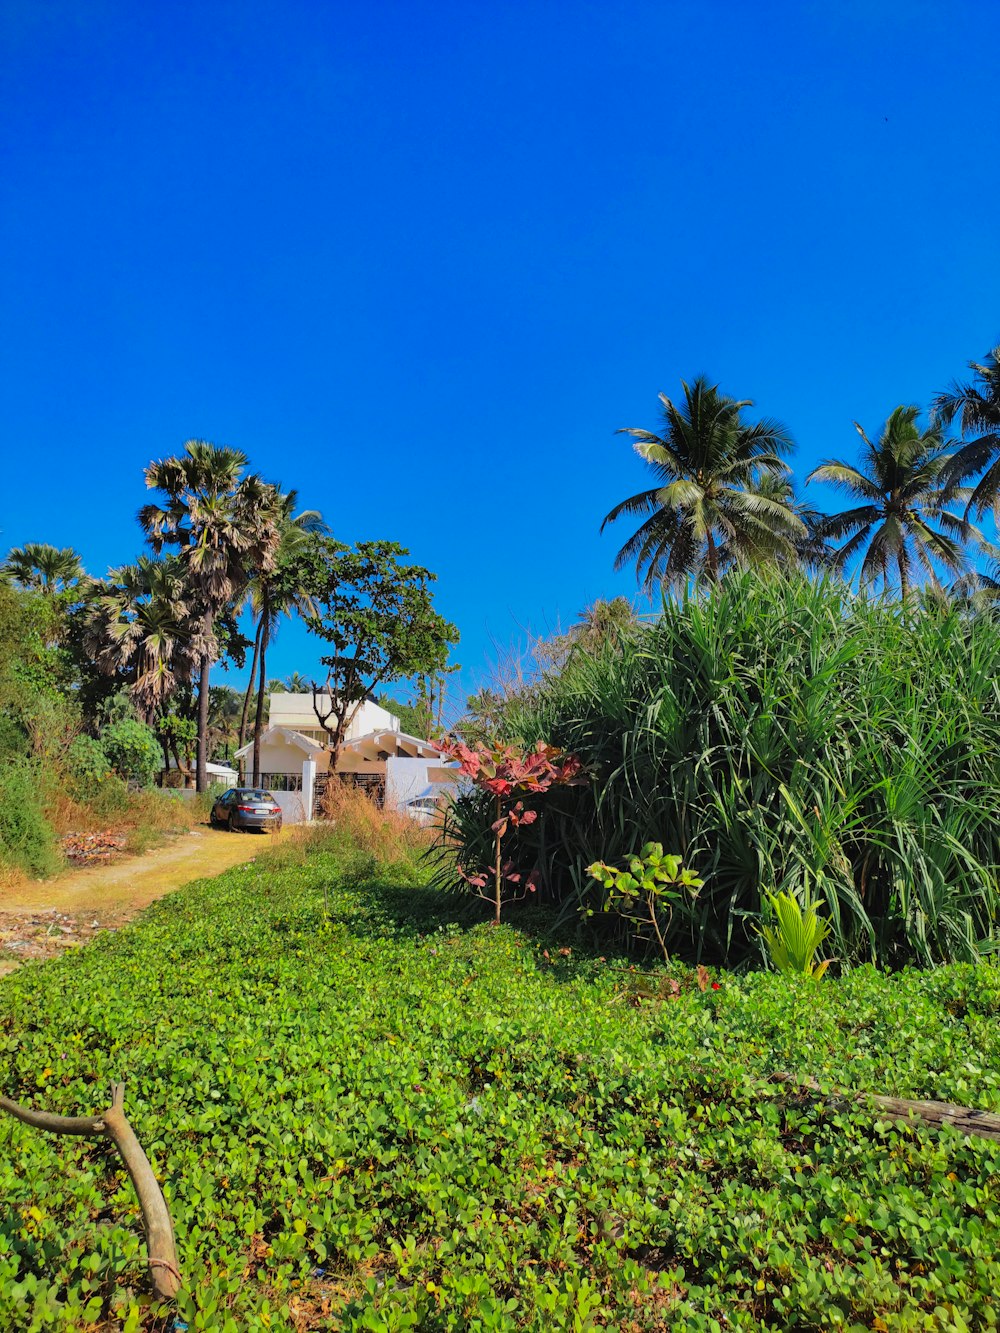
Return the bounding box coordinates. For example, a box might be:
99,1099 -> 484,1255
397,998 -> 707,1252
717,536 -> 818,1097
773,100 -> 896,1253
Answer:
208,686 -> 244,763
543,598 -> 640,667
934,346 -> 1000,519
807,406 -> 972,601
3,543 -> 85,594
603,377 -> 805,590
717,473 -> 836,572
87,556 -> 200,723
139,440 -> 282,791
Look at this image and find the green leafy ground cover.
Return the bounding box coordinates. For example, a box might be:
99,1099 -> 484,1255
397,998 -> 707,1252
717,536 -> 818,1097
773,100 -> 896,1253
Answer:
2,846 -> 1000,1331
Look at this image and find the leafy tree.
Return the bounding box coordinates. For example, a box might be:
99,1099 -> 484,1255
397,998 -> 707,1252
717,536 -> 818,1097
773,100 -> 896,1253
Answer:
67,734 -> 112,787
298,537 -> 459,770
102,718 -> 162,788
156,708 -> 198,784
808,405 -> 972,600
377,692 -> 429,738
139,440 -> 282,791
0,582 -> 68,760
603,377 -> 804,588
934,345 -> 1000,518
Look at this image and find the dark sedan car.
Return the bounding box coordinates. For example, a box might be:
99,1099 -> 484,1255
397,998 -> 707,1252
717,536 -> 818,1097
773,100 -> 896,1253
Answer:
210,788 -> 283,833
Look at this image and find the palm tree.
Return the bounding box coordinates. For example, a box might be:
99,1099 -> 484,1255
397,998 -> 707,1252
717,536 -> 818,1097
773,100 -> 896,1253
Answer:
139,440 -> 282,791
207,686 -> 244,762
719,473 -> 836,572
3,543 -> 85,594
544,597 -> 639,666
87,556 -> 200,723
603,377 -> 805,589
934,346 -> 1000,518
280,671 -> 311,692
235,492 -> 326,784
807,406 -> 972,601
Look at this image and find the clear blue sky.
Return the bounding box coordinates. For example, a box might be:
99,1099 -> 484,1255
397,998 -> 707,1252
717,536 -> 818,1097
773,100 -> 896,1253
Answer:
3,1 -> 998,713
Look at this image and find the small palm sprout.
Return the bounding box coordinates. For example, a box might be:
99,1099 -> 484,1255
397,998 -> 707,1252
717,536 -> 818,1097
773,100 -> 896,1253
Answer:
758,892 -> 832,980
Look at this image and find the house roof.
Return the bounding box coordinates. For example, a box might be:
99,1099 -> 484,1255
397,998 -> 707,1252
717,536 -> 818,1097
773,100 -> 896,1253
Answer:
163,758 -> 238,777
342,730 -> 444,761
233,726 -> 326,760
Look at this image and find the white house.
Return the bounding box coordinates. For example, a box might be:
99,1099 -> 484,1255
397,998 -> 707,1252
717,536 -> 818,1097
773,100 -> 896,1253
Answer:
233,692 -> 457,823
267,692 -> 400,744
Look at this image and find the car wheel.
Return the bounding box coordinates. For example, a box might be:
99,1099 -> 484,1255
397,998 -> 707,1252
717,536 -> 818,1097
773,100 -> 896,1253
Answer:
228,812 -> 241,833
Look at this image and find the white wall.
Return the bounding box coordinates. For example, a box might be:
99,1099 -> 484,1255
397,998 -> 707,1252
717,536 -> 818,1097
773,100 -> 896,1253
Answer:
268,694 -> 400,744
248,729 -> 319,778
272,790 -> 308,824
385,757 -> 459,810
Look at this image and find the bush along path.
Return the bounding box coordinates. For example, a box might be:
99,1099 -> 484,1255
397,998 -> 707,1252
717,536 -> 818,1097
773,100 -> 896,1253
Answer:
2,841 -> 1000,1330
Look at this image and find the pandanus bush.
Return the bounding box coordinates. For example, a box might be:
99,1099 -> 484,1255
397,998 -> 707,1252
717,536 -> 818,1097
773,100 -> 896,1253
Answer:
442,572 -> 1000,967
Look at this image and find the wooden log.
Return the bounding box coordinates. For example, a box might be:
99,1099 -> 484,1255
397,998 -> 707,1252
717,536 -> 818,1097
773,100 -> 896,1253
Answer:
0,1082 -> 181,1300
770,1072 -> 1000,1144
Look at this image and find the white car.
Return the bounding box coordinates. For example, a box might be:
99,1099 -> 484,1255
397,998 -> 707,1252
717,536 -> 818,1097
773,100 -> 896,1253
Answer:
403,796 -> 441,826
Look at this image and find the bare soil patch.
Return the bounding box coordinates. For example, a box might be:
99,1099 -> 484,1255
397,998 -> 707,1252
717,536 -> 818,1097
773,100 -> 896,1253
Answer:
0,825 -> 283,975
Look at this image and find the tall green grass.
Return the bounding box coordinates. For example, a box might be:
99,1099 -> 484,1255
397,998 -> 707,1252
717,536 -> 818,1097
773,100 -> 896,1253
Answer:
440,574 -> 1000,967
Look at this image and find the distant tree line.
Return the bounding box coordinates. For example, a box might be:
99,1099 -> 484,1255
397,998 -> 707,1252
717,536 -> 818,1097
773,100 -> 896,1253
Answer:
3,439 -> 457,793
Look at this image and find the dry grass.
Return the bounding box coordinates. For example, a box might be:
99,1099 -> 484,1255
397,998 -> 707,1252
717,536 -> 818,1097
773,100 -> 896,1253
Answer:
0,777 -> 209,894
323,781 -> 434,860
259,782 -> 433,874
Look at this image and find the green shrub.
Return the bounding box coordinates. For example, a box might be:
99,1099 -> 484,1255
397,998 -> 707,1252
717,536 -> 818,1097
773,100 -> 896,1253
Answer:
0,711 -> 27,765
66,734 -> 111,787
441,573 -> 1000,967
101,719 -> 162,788
0,760 -> 60,877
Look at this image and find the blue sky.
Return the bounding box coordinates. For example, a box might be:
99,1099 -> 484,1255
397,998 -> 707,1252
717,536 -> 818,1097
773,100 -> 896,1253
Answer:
2,1 -> 998,714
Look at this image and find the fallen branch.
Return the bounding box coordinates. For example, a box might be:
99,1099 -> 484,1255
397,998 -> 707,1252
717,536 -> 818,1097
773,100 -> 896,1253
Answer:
770,1072 -> 1000,1144
0,1081 -> 181,1300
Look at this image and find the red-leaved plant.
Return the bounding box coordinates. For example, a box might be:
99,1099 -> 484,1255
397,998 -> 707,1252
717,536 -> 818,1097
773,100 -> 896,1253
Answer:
437,737 -> 586,923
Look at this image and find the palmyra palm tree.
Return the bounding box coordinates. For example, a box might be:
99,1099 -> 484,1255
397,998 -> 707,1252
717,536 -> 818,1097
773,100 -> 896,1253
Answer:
140,440 -> 282,791
3,543 -> 85,594
87,556 -> 200,724
934,345 -> 1000,518
807,405 -> 972,601
603,377 -> 805,590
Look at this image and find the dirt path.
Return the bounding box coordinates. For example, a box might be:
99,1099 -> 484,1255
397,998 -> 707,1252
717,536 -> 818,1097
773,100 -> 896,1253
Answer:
0,825 -> 284,976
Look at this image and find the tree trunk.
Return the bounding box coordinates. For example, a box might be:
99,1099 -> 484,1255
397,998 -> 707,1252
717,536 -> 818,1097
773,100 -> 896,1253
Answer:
770,1073 -> 1000,1144
494,795 -> 503,925
196,635 -> 211,793
252,608 -> 270,787
897,549 -> 909,606
705,528 -> 719,582
239,618 -> 264,748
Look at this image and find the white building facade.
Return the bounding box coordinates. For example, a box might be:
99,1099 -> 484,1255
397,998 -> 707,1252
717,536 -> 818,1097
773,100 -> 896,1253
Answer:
233,693 -> 457,823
